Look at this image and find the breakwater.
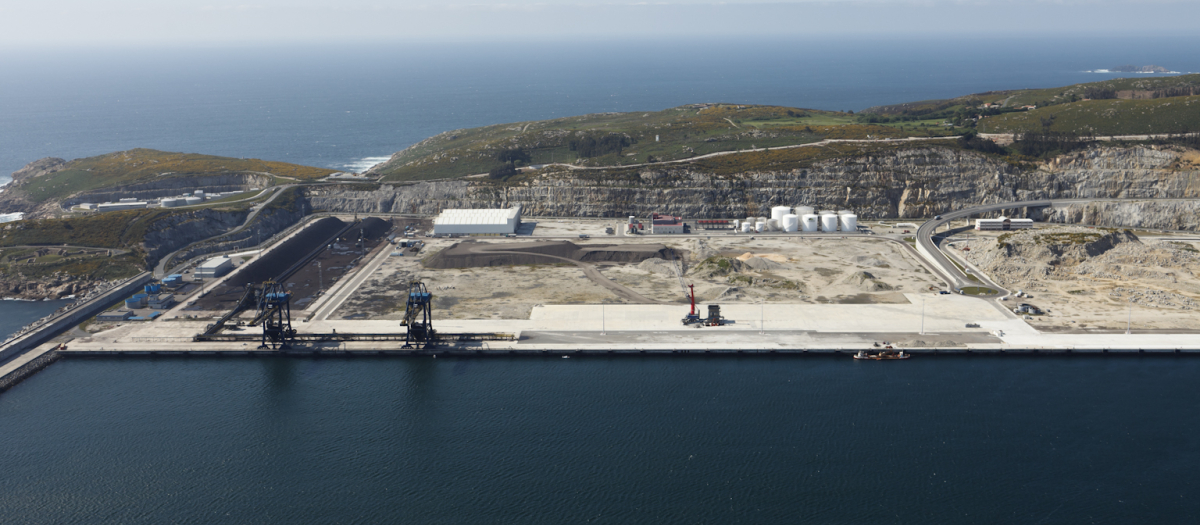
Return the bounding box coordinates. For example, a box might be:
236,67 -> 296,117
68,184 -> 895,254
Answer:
0,272 -> 153,391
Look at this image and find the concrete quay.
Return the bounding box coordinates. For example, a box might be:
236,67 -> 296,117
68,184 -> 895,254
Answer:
50,295 -> 1200,358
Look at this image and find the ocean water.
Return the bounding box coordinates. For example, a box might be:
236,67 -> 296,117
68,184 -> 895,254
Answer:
0,299 -> 73,340
2,355 -> 1199,523
2,36 -> 1200,184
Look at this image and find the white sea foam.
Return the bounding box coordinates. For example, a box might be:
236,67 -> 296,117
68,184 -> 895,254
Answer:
343,156 -> 391,173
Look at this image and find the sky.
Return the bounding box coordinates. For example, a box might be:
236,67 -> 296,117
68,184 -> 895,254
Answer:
1,0 -> 1198,47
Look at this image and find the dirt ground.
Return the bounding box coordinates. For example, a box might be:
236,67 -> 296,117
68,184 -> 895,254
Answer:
957,226 -> 1200,331
336,230 -> 944,320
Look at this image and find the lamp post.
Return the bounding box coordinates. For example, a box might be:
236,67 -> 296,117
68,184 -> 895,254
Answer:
760,298 -> 765,335
601,304 -> 606,336
317,261 -> 323,292
920,296 -> 926,335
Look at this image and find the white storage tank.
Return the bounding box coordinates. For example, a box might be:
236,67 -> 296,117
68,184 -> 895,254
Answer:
781,214 -> 799,232
184,196 -> 203,205
629,216 -> 637,225
770,206 -> 791,221
767,218 -> 780,231
741,222 -> 754,233
838,209 -> 853,216
839,213 -> 858,232
801,214 -> 819,232
820,214 -> 839,232
754,221 -> 765,233
161,198 -> 180,208
795,206 -> 815,216
732,219 -> 740,229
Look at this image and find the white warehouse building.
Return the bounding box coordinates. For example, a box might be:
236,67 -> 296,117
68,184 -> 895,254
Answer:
433,206 -> 522,235
975,216 -> 1034,231
195,256 -> 234,279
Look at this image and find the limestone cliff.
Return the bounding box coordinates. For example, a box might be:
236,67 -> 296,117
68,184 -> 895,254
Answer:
306,145 -> 1200,230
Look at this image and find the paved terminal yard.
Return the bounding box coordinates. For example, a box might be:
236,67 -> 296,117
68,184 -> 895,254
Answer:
31,217 -> 1200,362
52,296 -> 1200,355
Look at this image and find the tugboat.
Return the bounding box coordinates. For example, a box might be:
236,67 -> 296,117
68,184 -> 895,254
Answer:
854,344 -> 910,360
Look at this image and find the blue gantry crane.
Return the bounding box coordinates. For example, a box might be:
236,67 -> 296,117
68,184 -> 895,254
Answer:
403,281 -> 435,348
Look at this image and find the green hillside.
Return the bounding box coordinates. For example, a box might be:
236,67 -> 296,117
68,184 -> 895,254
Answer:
19,149 -> 336,203
369,104 -> 956,182
979,96 -> 1200,135
863,74 -> 1200,135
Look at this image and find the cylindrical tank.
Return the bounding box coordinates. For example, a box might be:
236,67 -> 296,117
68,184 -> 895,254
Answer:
184,196 -> 203,205
745,216 -> 756,224
820,214 -> 839,232
629,216 -> 637,225
732,219 -> 740,229
194,190 -> 205,197
741,222 -> 754,233
754,221 -> 765,233
818,210 -> 835,216
770,206 -> 791,221
781,214 -> 799,232
838,209 -> 853,216
801,214 -> 819,232
795,206 -> 814,216
839,213 -> 858,232
161,198 -> 179,207
766,218 -> 780,231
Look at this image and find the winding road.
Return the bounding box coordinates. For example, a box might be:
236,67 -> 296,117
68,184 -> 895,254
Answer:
916,198 -> 1199,294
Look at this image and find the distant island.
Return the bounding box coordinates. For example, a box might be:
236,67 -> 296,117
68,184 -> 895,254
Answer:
1111,65 -> 1170,73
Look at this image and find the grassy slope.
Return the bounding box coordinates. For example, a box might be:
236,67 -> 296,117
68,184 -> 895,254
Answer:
979,96 -> 1200,135
865,74 -> 1200,115
371,105 -> 953,182
21,148 -> 336,203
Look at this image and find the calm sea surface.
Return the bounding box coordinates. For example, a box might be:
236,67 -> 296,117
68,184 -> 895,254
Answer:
4,36 -> 1200,522
2,355 -> 1199,523
2,36 -> 1200,181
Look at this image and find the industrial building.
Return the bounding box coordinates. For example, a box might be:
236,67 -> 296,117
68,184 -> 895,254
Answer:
148,293 -> 175,309
650,213 -> 685,234
195,256 -> 234,279
975,217 -> 1034,231
432,207 -> 522,235
97,201 -> 148,212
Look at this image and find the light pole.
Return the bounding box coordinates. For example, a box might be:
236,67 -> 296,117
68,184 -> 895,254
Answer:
317,261 -> 323,292
601,304 -> 606,336
920,296 -> 926,335
1126,302 -> 1132,335
760,298 -> 765,335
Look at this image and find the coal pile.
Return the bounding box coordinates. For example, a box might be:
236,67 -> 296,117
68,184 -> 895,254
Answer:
424,240 -> 678,269
354,217 -> 390,240
224,217 -> 349,286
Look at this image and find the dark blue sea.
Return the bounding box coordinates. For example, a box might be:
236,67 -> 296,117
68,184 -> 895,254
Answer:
4,36 -> 1200,523
2,36 -> 1200,182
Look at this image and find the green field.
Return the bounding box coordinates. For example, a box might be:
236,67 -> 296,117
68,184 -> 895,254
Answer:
19,149 -> 336,203
979,96 -> 1200,135
371,104 -> 943,182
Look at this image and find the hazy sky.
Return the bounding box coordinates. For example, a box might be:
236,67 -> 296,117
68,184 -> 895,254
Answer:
1,0 -> 1197,47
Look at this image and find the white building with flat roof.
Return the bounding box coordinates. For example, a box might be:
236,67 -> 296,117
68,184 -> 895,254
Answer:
432,207 -> 522,235
97,202 -> 148,212
975,216 -> 1034,231
195,256 -> 233,279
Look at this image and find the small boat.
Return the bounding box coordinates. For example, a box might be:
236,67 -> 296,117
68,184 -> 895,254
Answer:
854,349 -> 910,360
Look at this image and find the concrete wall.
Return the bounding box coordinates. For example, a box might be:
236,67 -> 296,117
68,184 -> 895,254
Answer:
0,272 -> 154,366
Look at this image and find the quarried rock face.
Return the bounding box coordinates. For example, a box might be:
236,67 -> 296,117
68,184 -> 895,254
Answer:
305,145 -> 1200,230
